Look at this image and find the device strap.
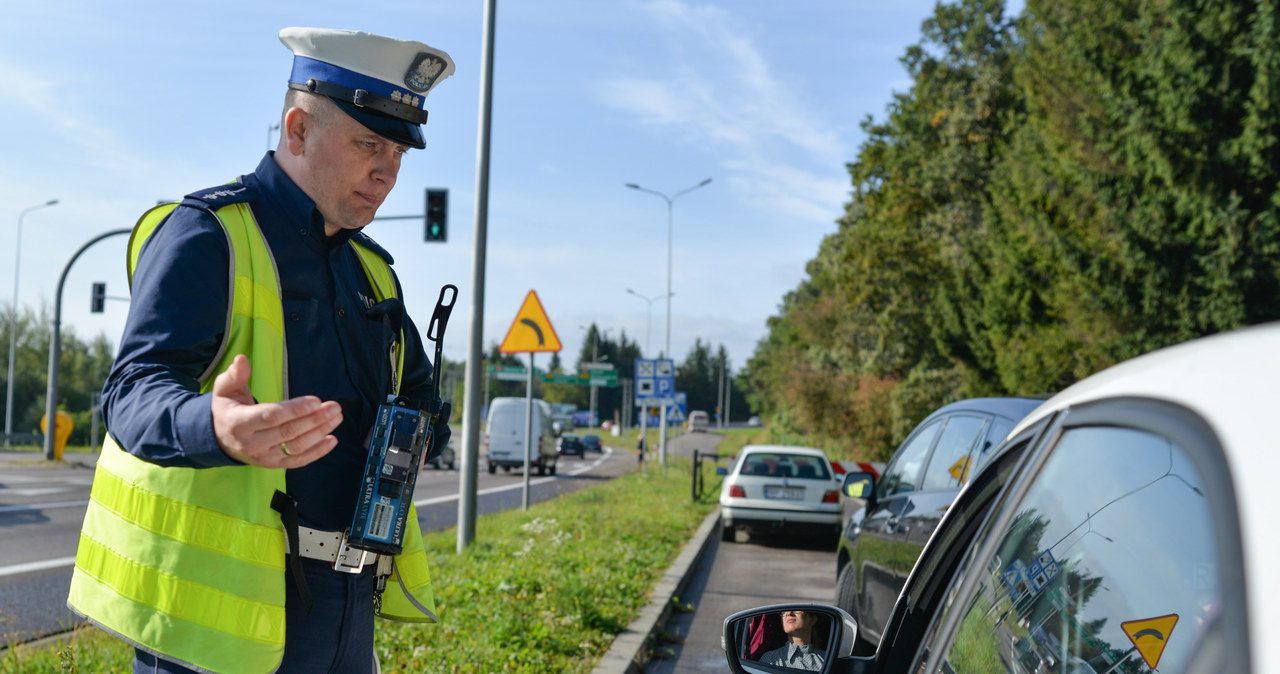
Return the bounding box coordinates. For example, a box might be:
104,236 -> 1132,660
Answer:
271,490 -> 315,613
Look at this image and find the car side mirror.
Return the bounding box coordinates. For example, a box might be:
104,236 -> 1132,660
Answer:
841,472 -> 874,500
722,603 -> 857,673
716,467 -> 728,476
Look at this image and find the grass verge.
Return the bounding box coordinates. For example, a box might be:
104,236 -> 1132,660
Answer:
2,459 -> 715,674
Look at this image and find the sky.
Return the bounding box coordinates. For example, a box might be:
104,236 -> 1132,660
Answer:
0,0 -> 1022,378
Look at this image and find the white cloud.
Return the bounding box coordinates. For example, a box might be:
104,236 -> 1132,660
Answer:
596,0 -> 849,226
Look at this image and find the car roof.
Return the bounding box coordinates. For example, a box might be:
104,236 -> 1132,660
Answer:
739,444 -> 829,459
1009,321 -> 1280,671
924,396 -> 1045,423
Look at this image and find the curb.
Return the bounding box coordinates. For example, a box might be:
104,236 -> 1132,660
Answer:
591,506 -> 720,674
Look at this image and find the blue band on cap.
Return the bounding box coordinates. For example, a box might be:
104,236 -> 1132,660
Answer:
289,56 -> 426,111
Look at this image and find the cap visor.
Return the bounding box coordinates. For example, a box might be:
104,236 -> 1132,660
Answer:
331,99 -> 425,149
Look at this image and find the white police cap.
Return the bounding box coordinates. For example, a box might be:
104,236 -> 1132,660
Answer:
279,27 -> 455,149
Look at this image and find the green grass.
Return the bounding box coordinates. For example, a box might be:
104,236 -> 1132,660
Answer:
2,460 -> 715,674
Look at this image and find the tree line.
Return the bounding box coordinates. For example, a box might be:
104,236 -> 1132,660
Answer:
1,304 -> 115,447
1,303 -> 744,451
471,323 -> 747,428
740,0 -> 1280,462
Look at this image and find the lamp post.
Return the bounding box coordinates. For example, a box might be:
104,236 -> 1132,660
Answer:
625,178 -> 711,467
6,199 -> 58,440
579,325 -> 598,427
624,178 -> 711,360
625,289 -> 673,357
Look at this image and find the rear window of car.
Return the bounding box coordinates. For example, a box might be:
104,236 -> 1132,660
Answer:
738,453 -> 831,480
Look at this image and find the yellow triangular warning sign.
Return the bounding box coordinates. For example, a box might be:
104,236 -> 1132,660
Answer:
1122,614 -> 1178,670
499,291 -> 561,353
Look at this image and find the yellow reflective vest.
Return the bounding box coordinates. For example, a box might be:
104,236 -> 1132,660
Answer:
67,200 -> 436,674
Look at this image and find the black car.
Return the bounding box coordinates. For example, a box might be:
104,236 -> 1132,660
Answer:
557,433 -> 585,457
581,434 -> 603,453
834,396 -> 1042,652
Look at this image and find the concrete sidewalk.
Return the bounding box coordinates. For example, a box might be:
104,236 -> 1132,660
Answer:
591,508 -> 720,674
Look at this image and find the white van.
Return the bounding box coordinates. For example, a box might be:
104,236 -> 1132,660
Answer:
484,397 -> 558,475
688,410 -> 710,433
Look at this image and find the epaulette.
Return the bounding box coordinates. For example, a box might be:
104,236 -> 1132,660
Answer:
181,181 -> 259,212
351,231 -> 396,265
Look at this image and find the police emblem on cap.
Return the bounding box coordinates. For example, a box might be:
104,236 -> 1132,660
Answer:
405,53 -> 447,93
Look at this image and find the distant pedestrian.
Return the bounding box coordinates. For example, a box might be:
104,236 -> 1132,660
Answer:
636,435 -> 646,465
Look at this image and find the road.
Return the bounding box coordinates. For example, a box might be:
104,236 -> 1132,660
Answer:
0,442 -> 633,649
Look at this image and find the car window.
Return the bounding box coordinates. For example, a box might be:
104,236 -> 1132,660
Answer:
920,425 -> 1220,674
879,419 -> 942,497
920,415 -> 988,491
739,453 -> 831,480
973,416 -> 1015,470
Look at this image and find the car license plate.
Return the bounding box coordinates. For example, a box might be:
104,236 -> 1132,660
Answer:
764,486 -> 804,500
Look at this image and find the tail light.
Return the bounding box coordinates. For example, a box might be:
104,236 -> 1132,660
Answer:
729,485 -> 746,498
822,490 -> 839,503
481,433 -> 489,450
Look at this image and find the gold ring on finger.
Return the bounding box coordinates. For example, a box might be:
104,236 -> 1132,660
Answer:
280,442 -> 292,457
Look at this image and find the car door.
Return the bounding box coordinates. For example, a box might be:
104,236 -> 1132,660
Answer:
882,399 -> 1249,674
852,417 -> 942,642
898,413 -> 990,551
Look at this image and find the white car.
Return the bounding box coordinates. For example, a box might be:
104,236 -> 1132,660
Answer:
723,322 -> 1280,673
718,445 -> 842,543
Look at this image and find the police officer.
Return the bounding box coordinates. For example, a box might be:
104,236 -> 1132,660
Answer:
67,28 -> 454,674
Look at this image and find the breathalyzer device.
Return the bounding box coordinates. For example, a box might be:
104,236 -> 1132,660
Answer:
346,284 -> 457,556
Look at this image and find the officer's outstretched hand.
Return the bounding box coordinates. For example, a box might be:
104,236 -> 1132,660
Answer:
211,354 -> 343,468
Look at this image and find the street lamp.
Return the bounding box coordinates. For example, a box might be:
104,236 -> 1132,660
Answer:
625,178 -> 711,468
579,325 -> 599,427
624,178 -> 711,359
625,288 -> 673,357
6,199 -> 58,440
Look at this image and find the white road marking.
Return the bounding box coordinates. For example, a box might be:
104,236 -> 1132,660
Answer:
414,446 -> 613,507
0,487 -> 72,497
0,500 -> 88,514
0,556 -> 77,577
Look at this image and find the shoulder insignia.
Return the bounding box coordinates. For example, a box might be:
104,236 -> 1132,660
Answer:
351,231 -> 395,265
184,180 -> 259,210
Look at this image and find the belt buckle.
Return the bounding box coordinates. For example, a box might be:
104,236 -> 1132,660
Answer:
331,530 -> 374,574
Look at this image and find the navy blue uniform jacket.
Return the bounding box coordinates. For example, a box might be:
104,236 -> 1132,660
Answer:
102,153 -> 438,531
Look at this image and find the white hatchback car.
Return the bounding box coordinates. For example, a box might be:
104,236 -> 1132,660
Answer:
718,445 -> 843,543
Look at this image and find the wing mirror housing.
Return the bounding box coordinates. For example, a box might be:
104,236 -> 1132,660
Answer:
841,472 -> 875,500
722,603 -> 859,673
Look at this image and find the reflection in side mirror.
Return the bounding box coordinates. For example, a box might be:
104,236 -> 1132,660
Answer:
841,472 -> 874,499
722,603 -> 856,674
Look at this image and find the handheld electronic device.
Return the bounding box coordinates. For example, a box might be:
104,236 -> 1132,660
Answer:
345,284 -> 457,556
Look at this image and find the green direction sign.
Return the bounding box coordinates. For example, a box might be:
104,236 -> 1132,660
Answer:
537,371 -> 619,387
488,365 -> 546,381
588,372 -> 618,387
542,374 -> 584,385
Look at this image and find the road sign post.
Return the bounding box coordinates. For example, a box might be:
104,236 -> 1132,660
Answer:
498,291 -> 561,510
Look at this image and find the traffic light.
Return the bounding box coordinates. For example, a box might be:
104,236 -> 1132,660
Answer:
425,188 -> 447,242
91,283 -> 106,313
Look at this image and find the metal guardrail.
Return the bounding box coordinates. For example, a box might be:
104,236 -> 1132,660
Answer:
1,432 -> 43,447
